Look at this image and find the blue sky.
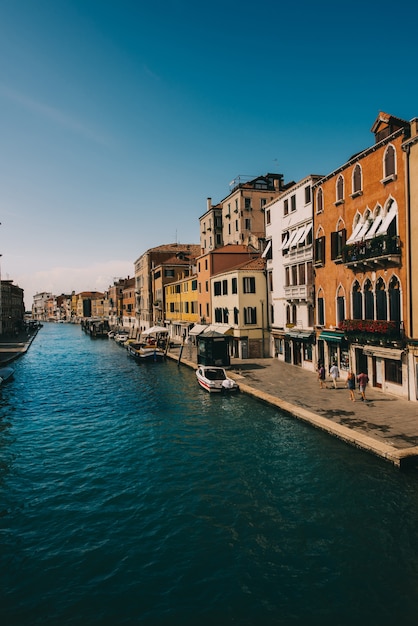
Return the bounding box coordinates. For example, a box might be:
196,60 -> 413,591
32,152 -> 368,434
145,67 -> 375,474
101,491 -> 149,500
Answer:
0,0 -> 416,308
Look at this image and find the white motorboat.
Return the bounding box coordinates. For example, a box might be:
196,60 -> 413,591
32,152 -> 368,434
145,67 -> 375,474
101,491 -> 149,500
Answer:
196,365 -> 239,393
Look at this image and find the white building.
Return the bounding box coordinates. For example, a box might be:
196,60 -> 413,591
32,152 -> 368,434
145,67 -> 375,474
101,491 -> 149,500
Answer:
265,175 -> 322,370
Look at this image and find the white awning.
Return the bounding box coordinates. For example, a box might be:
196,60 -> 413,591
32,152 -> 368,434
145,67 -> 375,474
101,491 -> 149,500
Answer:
346,221 -> 364,244
261,240 -> 272,258
376,210 -> 396,236
291,226 -> 308,247
364,216 -> 383,239
278,233 -> 289,251
363,346 -> 404,360
142,325 -> 168,335
204,324 -> 233,335
189,324 -> 208,336
284,229 -> 299,250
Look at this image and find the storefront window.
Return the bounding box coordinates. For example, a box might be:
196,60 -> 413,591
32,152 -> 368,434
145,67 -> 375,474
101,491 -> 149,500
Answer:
385,359 -> 402,385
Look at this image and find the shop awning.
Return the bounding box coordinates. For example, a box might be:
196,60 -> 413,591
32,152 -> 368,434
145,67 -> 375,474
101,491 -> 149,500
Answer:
319,330 -> 346,343
363,346 -> 404,360
204,324 -> 233,335
285,330 -> 315,342
189,324 -> 208,336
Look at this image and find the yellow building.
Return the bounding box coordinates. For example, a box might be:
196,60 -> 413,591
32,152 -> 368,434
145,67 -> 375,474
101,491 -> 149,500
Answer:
165,273 -> 199,341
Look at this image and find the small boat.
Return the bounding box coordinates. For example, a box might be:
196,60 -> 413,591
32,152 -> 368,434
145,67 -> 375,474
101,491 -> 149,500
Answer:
127,342 -> 165,362
196,365 -> 239,393
0,366 -> 14,385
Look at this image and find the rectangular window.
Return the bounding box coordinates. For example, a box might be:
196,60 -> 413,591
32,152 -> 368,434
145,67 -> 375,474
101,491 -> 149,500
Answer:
314,236 -> 325,266
235,220 -> 239,231
205,281 -> 209,292
244,307 -> 257,324
331,229 -> 347,260
214,281 -> 221,296
222,279 -> 228,295
291,265 -> 298,285
298,263 -> 306,285
191,280 -> 197,291
245,218 -> 251,230
284,199 -> 289,216
285,267 -> 290,287
243,276 -> 256,293
164,269 -> 174,277
307,261 -> 313,285
385,359 -> 402,384
232,277 -> 237,294
244,197 -> 251,210
304,186 -> 311,204
215,308 -> 222,323
234,307 -> 239,325
266,209 -> 271,225
291,194 -> 296,212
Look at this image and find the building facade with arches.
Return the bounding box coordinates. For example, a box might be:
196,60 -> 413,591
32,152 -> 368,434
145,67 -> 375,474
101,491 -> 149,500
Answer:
312,112 -> 411,398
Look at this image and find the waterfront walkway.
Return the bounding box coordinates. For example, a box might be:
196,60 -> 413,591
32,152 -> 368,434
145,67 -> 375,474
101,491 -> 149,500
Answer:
0,329 -> 39,364
167,346 -> 418,469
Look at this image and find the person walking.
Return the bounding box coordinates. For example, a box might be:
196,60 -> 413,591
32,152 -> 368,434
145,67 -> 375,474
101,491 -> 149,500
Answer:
347,371 -> 356,401
318,362 -> 326,388
357,371 -> 369,401
329,362 -> 340,389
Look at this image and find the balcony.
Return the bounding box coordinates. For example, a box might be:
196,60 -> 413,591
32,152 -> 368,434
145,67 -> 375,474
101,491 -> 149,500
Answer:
338,319 -> 404,346
341,234 -> 401,269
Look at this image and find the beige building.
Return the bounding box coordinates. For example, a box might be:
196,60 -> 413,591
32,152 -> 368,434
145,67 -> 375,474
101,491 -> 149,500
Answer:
196,244 -> 260,325
210,257 -> 268,358
221,173 -> 285,248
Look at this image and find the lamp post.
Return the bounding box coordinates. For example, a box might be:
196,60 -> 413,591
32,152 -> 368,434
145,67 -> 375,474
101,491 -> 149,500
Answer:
260,298 -> 265,358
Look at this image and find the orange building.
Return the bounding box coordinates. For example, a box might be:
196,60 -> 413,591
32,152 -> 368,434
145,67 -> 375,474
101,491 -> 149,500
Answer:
313,112 -> 410,398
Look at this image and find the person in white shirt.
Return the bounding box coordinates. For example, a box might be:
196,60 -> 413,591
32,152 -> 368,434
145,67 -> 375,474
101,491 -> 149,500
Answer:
329,362 -> 340,389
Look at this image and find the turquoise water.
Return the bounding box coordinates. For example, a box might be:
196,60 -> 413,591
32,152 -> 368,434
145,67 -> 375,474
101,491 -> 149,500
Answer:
2,322 -> 418,625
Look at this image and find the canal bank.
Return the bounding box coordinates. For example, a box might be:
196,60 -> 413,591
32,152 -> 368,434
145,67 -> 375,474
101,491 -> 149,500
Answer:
0,327 -> 40,364
167,347 -> 418,469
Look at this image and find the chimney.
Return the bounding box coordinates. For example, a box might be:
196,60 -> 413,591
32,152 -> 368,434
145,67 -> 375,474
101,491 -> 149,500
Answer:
207,197 -> 212,211
410,118 -> 418,139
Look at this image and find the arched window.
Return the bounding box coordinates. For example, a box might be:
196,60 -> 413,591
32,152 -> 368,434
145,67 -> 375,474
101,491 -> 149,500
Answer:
292,304 -> 297,325
336,286 -> 345,324
336,175 -> 344,203
364,279 -> 374,320
352,281 -> 362,319
384,144 -> 396,179
316,187 -> 323,213
388,276 -> 401,323
352,164 -> 362,194
376,278 -> 387,320
286,305 -> 291,325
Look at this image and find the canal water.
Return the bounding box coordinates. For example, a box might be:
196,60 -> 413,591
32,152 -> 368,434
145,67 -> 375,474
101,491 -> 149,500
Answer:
2,323 -> 418,625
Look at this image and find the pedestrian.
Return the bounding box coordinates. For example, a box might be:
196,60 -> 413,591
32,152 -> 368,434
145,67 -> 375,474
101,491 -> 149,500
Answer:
329,362 -> 340,389
318,362 -> 326,388
347,371 -> 356,401
357,371 -> 369,401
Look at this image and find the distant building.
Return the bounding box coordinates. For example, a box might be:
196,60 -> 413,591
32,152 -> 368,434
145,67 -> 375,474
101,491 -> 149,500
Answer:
1,280 -> 25,335
134,243 -> 200,331
32,291 -> 52,321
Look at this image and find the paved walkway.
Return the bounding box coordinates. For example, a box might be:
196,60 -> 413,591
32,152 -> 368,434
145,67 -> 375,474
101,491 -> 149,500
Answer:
168,346 -> 418,469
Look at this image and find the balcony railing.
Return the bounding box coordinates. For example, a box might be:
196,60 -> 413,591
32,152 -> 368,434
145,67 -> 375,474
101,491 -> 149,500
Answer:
341,234 -> 401,268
